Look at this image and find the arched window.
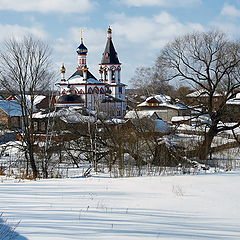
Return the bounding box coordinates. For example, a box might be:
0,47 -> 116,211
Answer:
79,89 -> 84,94
88,87 -> 93,94
93,87 -> 99,94
112,71 -> 116,83
106,87 -> 111,94
100,88 -> 105,94
104,70 -> 108,81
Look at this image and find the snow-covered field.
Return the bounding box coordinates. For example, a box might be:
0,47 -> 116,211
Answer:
1,172 -> 240,239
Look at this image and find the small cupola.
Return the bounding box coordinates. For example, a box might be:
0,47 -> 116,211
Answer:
76,38 -> 88,55
60,63 -> 66,73
107,26 -> 112,40
60,63 -> 66,82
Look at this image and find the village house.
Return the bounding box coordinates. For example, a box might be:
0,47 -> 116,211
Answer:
125,94 -> 190,123
0,100 -> 22,129
185,89 -> 224,108
223,93 -> 240,122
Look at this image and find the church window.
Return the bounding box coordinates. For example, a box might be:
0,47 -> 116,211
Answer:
104,70 -> 108,81
112,71 -> 115,82
93,87 -> 99,94
106,87 -> 111,94
88,87 -> 93,94
100,88 -> 105,94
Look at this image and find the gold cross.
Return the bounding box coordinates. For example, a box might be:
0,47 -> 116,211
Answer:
80,28 -> 84,43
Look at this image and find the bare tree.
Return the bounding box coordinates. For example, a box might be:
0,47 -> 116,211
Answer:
157,30 -> 240,160
130,66 -> 174,96
0,36 -> 55,178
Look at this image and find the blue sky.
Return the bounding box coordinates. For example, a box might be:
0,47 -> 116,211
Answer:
0,0 -> 240,87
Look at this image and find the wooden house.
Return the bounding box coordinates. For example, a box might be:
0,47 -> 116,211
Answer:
0,100 -> 22,129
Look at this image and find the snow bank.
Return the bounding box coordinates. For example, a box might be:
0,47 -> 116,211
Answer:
1,172 -> 240,239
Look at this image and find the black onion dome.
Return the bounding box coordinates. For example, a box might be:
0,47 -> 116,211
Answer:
57,94 -> 84,104
76,41 -> 88,55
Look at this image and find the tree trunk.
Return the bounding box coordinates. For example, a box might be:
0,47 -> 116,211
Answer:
28,143 -> 38,179
198,126 -> 217,160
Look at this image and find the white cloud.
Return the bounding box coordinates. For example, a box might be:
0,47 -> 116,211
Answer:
154,11 -> 176,24
110,11 -> 205,49
210,3 -> 240,39
210,21 -> 239,39
221,4 -> 240,17
0,24 -> 48,41
103,11 -> 205,85
119,0 -> 201,7
0,0 -> 95,13
70,27 -> 106,54
52,11 -> 205,85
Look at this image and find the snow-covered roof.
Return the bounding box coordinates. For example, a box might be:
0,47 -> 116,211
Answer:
107,82 -> 126,86
102,118 -> 126,124
21,95 -> 46,112
226,99 -> 240,105
23,95 -> 45,104
138,101 -> 188,110
68,75 -> 105,85
160,103 -> 188,110
60,109 -> 95,123
226,94 -> 240,105
154,94 -> 172,103
171,116 -> 192,122
0,100 -> 22,117
139,94 -> 171,106
172,114 -> 211,124
9,95 -> 46,111
124,110 -> 160,119
186,89 -> 223,97
32,108 -> 96,123
236,93 -> 240,98
32,111 -> 57,119
137,94 -> 188,110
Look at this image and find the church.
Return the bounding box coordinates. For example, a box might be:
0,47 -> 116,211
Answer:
55,27 -> 126,118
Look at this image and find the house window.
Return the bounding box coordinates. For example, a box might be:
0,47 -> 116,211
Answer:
34,122 -> 38,131
40,122 -> 45,131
